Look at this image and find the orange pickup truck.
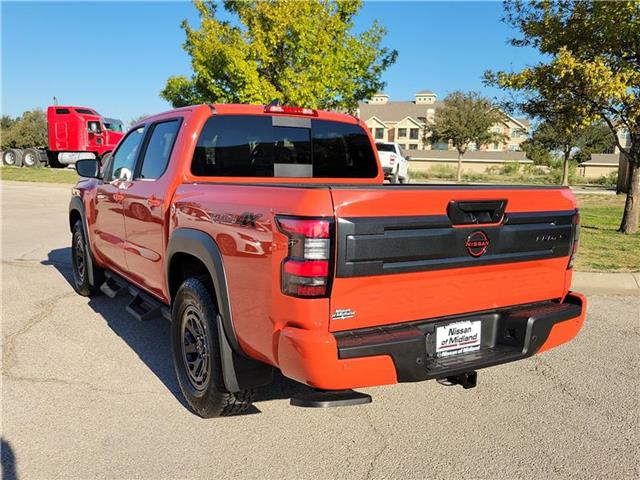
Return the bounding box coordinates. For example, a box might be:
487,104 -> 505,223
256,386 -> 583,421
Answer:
69,103 -> 586,417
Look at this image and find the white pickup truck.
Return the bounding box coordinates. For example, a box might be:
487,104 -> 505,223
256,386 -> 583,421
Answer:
375,142 -> 410,184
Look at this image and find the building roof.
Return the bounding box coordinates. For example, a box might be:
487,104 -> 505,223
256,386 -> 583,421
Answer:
416,90 -> 435,95
583,153 -> 620,165
405,149 -> 530,162
358,100 -> 443,123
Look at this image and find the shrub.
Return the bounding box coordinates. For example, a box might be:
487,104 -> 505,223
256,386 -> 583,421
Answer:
427,164 -> 457,179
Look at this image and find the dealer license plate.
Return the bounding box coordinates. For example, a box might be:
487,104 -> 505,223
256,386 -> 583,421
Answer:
435,320 -> 481,358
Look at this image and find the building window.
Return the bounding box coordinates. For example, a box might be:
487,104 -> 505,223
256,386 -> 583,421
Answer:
399,143 -> 407,149
409,128 -> 419,139
508,144 -> 519,151
491,143 -> 500,150
468,142 -> 477,151
398,128 -> 407,138
510,128 -> 520,138
374,128 -> 384,140
409,143 -> 418,150
492,126 -> 502,134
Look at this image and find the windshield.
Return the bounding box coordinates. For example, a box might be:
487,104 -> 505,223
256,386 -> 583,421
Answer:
103,122 -> 124,132
192,115 -> 378,178
375,143 -> 395,152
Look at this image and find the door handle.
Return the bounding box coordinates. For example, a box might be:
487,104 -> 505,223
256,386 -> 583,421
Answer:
96,194 -> 107,201
147,196 -> 161,208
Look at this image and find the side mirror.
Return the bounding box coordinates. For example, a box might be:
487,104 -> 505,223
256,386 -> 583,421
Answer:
75,159 -> 101,179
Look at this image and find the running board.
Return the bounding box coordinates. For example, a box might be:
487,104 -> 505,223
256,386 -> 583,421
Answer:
290,389 -> 372,408
100,274 -> 126,298
100,272 -> 171,322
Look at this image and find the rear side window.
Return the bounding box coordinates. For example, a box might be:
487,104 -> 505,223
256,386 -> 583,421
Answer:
55,108 -> 70,114
192,115 -> 377,178
137,120 -> 180,180
75,108 -> 98,115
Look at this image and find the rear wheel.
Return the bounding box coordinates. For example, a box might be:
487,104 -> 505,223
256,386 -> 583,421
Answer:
2,148 -> 22,166
399,172 -> 410,184
22,148 -> 42,168
171,277 -> 254,417
390,168 -> 400,184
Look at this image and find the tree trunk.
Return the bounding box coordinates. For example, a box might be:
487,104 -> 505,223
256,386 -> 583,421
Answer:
561,150 -> 571,186
456,151 -> 463,182
619,151 -> 639,234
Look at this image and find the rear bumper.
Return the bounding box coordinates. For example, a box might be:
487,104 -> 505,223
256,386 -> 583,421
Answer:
277,292 -> 586,389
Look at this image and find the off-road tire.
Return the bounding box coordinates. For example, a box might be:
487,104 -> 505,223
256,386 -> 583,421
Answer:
171,277 -> 254,417
71,220 -> 103,296
390,168 -> 400,184
399,172 -> 410,184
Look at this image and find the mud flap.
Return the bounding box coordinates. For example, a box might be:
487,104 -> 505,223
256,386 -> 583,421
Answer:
216,314 -> 273,392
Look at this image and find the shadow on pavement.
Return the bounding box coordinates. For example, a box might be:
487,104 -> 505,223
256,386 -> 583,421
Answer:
1,438 -> 18,480
43,248 -> 315,416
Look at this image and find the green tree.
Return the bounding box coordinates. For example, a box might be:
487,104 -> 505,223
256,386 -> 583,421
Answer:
1,109 -> 47,149
485,1 -> 640,233
573,123 -> 615,165
161,0 -> 397,112
427,91 -> 507,182
522,121 -> 615,185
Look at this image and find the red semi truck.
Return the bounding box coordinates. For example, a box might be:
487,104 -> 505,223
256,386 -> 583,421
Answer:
1,105 -> 124,168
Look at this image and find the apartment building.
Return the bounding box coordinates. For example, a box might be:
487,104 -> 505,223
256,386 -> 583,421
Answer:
357,91 -> 529,152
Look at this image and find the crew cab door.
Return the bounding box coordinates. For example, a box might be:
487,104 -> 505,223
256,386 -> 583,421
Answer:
121,118 -> 182,300
92,126 -> 146,272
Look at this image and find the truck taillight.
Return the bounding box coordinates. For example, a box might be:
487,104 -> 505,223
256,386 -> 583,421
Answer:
276,216 -> 333,298
390,155 -> 396,164
568,211 -> 580,269
264,105 -> 318,116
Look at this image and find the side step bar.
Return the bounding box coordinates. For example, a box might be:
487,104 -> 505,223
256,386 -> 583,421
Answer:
101,272 -> 171,321
290,389 -> 372,408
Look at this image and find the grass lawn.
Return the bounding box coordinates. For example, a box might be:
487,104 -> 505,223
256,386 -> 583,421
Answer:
575,194 -> 639,272
0,165 -> 78,184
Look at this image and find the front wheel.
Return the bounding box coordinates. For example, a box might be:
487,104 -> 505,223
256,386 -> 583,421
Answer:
71,220 -> 103,296
171,277 -> 254,417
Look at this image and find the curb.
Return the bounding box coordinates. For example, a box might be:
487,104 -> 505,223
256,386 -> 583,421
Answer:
572,271 -> 640,296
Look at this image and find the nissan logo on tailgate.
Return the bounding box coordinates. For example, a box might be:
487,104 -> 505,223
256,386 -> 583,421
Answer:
465,230 -> 490,257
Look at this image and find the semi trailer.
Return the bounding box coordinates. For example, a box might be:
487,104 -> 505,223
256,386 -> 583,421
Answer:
1,105 -> 124,168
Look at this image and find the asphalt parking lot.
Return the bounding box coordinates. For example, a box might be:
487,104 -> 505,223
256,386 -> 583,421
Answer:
1,181 -> 639,480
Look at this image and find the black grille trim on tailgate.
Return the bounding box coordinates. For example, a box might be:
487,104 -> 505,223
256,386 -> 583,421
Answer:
336,210 -> 576,277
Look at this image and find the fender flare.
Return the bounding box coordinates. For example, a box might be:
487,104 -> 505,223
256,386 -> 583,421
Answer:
69,196 -> 98,287
166,228 -> 273,392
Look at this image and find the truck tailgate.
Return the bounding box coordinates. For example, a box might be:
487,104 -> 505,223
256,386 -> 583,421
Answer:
329,185 -> 577,332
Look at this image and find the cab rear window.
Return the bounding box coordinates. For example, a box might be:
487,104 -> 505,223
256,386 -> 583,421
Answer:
192,115 -> 378,178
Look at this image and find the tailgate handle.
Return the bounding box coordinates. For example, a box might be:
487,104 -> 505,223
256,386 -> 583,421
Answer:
447,200 -> 507,225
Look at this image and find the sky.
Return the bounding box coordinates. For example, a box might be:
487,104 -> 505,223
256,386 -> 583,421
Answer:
1,1 -> 543,123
